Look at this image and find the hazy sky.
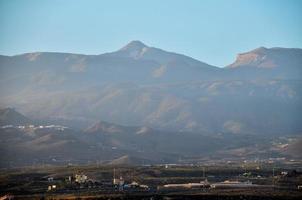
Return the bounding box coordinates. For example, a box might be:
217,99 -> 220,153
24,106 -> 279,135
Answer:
0,0 -> 301,66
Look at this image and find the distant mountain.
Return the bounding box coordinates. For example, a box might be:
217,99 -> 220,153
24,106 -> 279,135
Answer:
226,47 -> 302,80
0,41 -> 301,136
0,125 -> 96,167
228,47 -> 302,69
282,138 -> 302,158
0,41 -> 220,97
0,108 -> 32,126
85,121 -> 153,135
1,40 -> 301,168
1,113 -> 299,167
111,40 -> 216,71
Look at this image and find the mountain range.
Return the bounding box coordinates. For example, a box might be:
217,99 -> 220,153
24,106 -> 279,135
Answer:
1,107 -> 301,167
0,41 -> 301,167
1,41 -> 301,134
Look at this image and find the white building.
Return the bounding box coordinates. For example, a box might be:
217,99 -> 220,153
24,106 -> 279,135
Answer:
75,174 -> 88,183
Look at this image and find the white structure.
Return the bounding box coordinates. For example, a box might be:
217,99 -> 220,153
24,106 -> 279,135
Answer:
75,174 -> 88,183
48,185 -> 57,191
163,181 -> 209,189
281,171 -> 288,176
210,180 -> 254,189
124,181 -> 149,190
113,168 -> 124,186
113,176 -> 124,186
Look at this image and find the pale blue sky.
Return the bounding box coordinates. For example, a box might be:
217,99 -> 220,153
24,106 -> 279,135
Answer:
0,0 -> 301,66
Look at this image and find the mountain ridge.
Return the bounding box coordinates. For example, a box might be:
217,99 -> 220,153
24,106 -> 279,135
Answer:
0,107 -> 33,126
1,41 -> 301,69
1,108 -> 300,167
0,41 -> 301,136
228,46 -> 302,69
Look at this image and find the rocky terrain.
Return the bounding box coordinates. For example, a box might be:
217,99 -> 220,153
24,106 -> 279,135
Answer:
0,41 -> 301,167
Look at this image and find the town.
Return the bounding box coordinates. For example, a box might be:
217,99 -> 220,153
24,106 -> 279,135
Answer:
1,163 -> 301,199
0,124 -> 69,131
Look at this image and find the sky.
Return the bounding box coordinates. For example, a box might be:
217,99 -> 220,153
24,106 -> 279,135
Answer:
0,0 -> 302,66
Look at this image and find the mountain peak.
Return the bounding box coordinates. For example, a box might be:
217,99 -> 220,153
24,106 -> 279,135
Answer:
227,47 -> 272,68
120,40 -> 148,51
85,121 -> 123,134
254,46 -> 267,51
0,107 -> 32,126
227,47 -> 302,69
115,40 -> 149,59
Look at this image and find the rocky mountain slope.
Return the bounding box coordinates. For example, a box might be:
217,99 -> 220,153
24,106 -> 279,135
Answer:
225,47 -> 302,80
0,41 -> 301,136
1,110 -> 300,168
0,107 -> 33,126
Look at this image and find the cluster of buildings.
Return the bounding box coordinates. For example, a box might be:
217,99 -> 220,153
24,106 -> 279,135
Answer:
44,168 -> 301,193
112,169 -> 149,191
161,169 -> 302,190
46,170 -> 150,192
75,174 -> 88,183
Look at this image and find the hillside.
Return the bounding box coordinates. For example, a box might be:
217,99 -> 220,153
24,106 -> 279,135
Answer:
0,42 -> 301,135
226,47 -> 302,80
0,107 -> 32,126
0,109 -> 301,167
